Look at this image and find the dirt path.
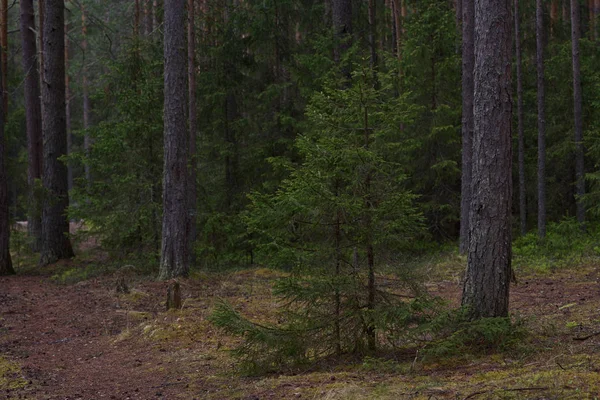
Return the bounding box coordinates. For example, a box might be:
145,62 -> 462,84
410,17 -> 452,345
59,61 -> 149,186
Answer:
0,274 -> 192,400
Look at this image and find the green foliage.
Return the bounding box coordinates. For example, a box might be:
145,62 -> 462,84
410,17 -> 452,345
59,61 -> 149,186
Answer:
211,68 -> 441,373
69,41 -> 163,261
421,311 -> 528,360
513,218 -> 600,271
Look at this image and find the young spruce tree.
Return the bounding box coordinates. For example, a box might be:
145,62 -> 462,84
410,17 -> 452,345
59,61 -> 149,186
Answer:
211,68 -> 433,372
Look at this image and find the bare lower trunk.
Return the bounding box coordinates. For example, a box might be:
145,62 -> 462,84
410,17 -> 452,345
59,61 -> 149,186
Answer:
459,0 -> 474,254
571,0 -> 585,228
159,0 -> 189,280
514,0 -> 526,236
40,0 -> 74,266
0,58 -> 12,275
461,0 -> 512,319
20,0 -> 43,251
537,0 -> 546,239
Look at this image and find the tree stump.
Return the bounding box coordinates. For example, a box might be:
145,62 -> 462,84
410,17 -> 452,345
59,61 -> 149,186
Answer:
166,280 -> 182,310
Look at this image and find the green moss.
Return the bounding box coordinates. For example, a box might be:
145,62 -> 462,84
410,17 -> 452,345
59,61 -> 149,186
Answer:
0,356 -> 27,390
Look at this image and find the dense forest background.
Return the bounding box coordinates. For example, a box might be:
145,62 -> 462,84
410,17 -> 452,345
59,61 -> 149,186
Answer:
3,0 -> 599,265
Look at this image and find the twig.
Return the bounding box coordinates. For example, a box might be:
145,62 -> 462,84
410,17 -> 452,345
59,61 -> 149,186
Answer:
573,330 -> 600,341
464,387 -> 549,400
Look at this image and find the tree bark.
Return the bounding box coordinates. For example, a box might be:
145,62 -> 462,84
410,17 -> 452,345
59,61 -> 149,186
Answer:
459,0 -> 474,254
461,0 -> 512,319
514,0 -> 526,236
20,0 -> 43,251
40,0 -> 74,266
159,0 -> 189,280
0,57 -> 12,276
537,0 -> 546,239
332,0 -> 352,76
82,4 -> 91,185
550,0 -> 559,36
65,16 -> 72,193
571,0 -> 585,228
188,0 -> 197,266
1,0 -> 7,115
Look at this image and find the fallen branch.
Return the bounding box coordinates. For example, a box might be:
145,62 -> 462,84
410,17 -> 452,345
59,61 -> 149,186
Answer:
464,386 -> 549,399
573,331 -> 600,341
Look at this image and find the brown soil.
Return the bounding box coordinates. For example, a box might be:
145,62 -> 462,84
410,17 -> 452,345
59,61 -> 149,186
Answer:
2,256 -> 600,399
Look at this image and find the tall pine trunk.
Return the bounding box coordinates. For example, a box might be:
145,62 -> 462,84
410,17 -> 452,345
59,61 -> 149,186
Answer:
514,0 -> 526,236
188,0 -> 198,266
65,17 -> 72,193
0,58 -> 12,276
1,0 -> 7,115
332,0 -> 352,78
40,0 -> 74,266
159,0 -> 189,280
20,0 -> 43,251
461,0 -> 512,319
571,0 -> 586,228
459,0 -> 474,254
82,5 -> 91,185
537,0 -> 547,239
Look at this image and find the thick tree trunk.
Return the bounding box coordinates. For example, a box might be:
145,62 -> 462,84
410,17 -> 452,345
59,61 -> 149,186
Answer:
0,58 -> 12,276
459,0 -> 474,254
537,0 -> 546,239
82,5 -> 91,185
159,0 -> 189,280
20,0 -> 43,251
461,0 -> 512,319
40,0 -> 74,266
514,0 -> 526,236
188,0 -> 197,266
571,0 -> 586,228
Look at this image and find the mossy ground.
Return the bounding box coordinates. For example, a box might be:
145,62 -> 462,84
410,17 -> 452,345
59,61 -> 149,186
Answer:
3,244 -> 600,399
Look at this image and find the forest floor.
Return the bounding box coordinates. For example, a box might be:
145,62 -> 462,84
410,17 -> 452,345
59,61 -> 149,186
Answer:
2,243 -> 600,399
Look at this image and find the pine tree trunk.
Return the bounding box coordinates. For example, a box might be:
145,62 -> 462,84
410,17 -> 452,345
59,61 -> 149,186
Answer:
461,0 -> 512,319
144,0 -> 152,35
551,0 -> 559,37
159,0 -> 189,280
65,18 -> 73,193
134,0 -> 141,37
1,0 -> 7,115
588,0 -> 595,40
514,0 -> 527,236
571,0 -> 586,228
0,57 -> 12,276
188,0 -> 197,266
81,5 -> 91,185
20,0 -> 43,251
332,0 -> 352,76
537,0 -> 547,239
40,0 -> 74,266
459,0 -> 474,254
